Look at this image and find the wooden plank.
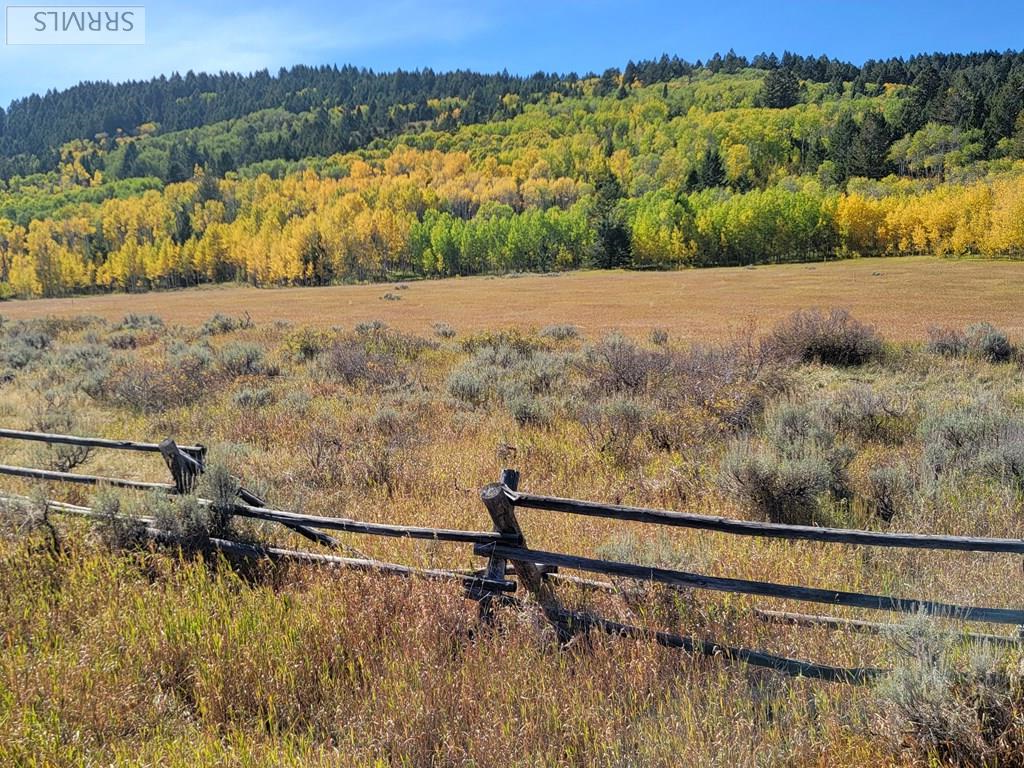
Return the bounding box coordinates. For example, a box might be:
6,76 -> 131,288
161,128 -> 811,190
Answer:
0,464 -> 176,492
754,609 -> 1022,648
476,543 -> 1024,626
508,489 -> 1024,554
546,572 -> 616,592
0,428 -> 203,455
553,608 -> 886,684
0,471 -> 503,545
0,493 -> 516,593
233,501 -> 514,545
0,492 -> 96,517
480,472 -> 572,641
201,537 -> 517,592
234,486 -> 341,551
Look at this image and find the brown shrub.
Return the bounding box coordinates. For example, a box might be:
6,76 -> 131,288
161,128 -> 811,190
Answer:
766,308 -> 883,366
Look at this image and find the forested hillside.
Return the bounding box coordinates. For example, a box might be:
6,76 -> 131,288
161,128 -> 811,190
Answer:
3,50 -> 1024,297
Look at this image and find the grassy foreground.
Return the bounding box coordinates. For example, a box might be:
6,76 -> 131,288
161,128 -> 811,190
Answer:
2,289 -> 1024,765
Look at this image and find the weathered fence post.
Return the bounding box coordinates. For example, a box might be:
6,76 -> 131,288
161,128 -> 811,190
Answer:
479,469 -> 573,642
471,468 -> 517,622
158,438 -> 205,494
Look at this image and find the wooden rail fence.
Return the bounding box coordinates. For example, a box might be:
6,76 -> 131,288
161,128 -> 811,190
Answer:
2,427 -> 1022,685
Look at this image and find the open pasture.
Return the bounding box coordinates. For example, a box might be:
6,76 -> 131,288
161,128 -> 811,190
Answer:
2,256 -> 1023,340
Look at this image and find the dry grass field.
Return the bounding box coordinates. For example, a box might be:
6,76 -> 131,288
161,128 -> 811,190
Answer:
2,256 -> 1023,340
2,258 -> 1024,766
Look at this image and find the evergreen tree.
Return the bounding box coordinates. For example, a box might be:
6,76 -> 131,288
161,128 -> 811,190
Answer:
696,147 -> 726,189
120,141 -> 139,178
849,112 -> 892,178
760,68 -> 801,108
827,112 -> 860,181
590,169 -> 631,269
166,143 -> 190,183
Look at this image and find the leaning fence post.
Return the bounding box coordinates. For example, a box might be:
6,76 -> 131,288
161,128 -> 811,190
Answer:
479,468 -> 573,643
471,469 -> 518,622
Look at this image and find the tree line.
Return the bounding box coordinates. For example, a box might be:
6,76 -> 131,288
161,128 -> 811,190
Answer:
3,146 -> 1023,298
3,54 -> 1024,297
3,49 -> 1024,181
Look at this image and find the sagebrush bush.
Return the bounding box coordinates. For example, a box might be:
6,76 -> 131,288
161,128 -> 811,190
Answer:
201,312 -> 253,336
927,322 -> 1015,363
920,400 -> 1024,487
865,464 -> 915,521
355,322 -> 437,360
432,322 -> 456,339
232,386 -> 275,408
507,393 -> 553,427
576,396 -> 655,465
169,341 -> 216,370
282,326 -> 331,362
719,439 -> 834,525
976,428 -> 1024,489
113,313 -> 164,331
0,335 -> 49,379
660,337 -> 781,432
150,464 -> 240,551
965,322 -> 1014,363
649,328 -> 670,346
926,325 -> 968,357
461,328 -> 547,356
508,350 -> 571,394
94,352 -> 211,412
818,384 -> 914,445
447,343 -> 573,413
219,342 -> 270,377
106,330 -> 139,350
322,338 -> 406,390
724,396 -> 857,518
539,323 -> 579,341
875,615 -> 1022,766
93,490 -> 149,552
766,308 -> 883,366
583,332 -> 669,395
447,366 -> 488,407
762,401 -> 854,498
53,342 -> 111,374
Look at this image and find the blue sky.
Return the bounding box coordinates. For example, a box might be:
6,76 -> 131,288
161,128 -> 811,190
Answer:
2,0 -> 1023,107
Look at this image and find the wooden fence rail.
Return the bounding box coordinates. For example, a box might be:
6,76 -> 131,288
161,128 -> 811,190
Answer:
474,542 -> 1024,625
0,428 -> 203,455
0,493 -> 516,594
0,464 -> 177,492
507,488 -> 1024,554
754,609 -> 1021,648
2,426 -> 1023,684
